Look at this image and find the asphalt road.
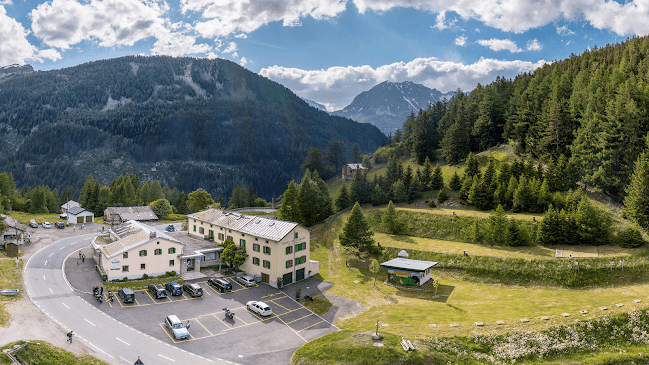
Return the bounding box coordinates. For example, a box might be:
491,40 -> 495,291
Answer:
24,234 -> 226,365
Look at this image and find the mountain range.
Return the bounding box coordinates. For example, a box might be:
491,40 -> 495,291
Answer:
0,56 -> 386,200
331,81 -> 456,135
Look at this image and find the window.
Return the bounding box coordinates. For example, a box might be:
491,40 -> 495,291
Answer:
154,249 -> 162,255
139,250 -> 147,257
122,265 -> 129,272
193,225 -> 196,232
295,256 -> 307,265
263,246 -> 271,255
294,232 -> 298,239
255,237 -> 258,241
263,260 -> 270,269
168,247 -> 176,254
123,252 -> 128,259
140,263 -> 146,270
253,243 -> 260,252
169,260 -> 175,267
199,227 -> 204,234
253,257 -> 260,266
295,242 -> 306,252
218,233 -> 224,240
285,246 -> 293,255
286,260 -> 293,269
227,235 -> 233,241
240,239 -> 246,247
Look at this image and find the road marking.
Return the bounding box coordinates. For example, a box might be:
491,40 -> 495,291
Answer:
299,320 -> 324,331
116,337 -> 130,346
43,275 -> 46,281
285,313 -> 314,325
84,319 -> 96,326
58,247 -> 64,251
48,253 -> 53,257
44,260 -> 47,266
88,342 -> 115,359
158,354 -> 175,362
62,303 -> 69,309
49,288 -> 53,294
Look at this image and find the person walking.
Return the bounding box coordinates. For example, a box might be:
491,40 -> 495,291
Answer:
82,254 -> 85,263
67,331 -> 73,343
79,250 -> 82,259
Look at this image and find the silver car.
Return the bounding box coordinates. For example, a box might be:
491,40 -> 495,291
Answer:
236,275 -> 256,287
165,315 -> 190,340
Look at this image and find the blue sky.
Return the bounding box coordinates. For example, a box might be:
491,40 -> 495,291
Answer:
0,0 -> 641,110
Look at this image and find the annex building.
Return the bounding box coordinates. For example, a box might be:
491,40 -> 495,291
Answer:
92,220 -> 185,281
187,208 -> 318,288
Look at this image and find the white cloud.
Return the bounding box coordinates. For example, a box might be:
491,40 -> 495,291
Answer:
477,38 -> 522,53
0,6 -> 61,66
556,25 -> 575,36
239,57 -> 248,67
260,57 -> 546,110
30,0 -> 211,56
0,0 -> 12,5
527,38 -> 542,51
189,0 -> 347,38
223,41 -> 238,58
455,35 -> 467,46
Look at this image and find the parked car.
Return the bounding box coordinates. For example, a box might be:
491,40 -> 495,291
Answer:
208,278 -> 232,293
148,284 -> 167,299
55,221 -> 65,229
117,288 -> 135,303
165,225 -> 175,232
29,219 -> 38,228
42,222 -> 51,229
246,301 -> 272,317
165,315 -> 190,340
165,281 -> 182,296
235,275 -> 256,287
183,283 -> 203,297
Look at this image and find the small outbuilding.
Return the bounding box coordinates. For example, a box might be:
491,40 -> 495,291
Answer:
342,163 -> 367,180
66,206 -> 95,224
104,206 -> 159,224
380,257 -> 438,286
60,200 -> 81,214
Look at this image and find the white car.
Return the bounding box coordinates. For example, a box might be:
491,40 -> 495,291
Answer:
246,301 -> 272,316
42,222 -> 51,229
235,275 -> 256,287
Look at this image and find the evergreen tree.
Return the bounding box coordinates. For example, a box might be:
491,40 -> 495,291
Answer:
278,181 -> 300,222
483,159 -> 496,189
537,205 -> 563,246
302,148 -> 333,180
464,152 -> 480,178
488,204 -> 508,245
385,156 -> 403,187
623,150 -> 649,228
339,202 -> 375,253
409,173 -> 423,202
458,174 -> 474,202
351,143 -> 362,163
505,218 -> 529,247
430,165 -> 444,190
326,140 -> 348,176
298,172 -> 320,226
437,185 -> 449,203
575,197 -> 611,246
97,186 -> 111,215
336,183 -> 351,211
469,178 -> 493,210
216,194 -> 225,208
315,176 -> 333,221
371,184 -> 388,206
420,157 -> 433,188
382,200 -> 403,234
618,226 -> 646,248
79,174 -> 97,209
449,171 -> 462,191
392,180 -> 408,203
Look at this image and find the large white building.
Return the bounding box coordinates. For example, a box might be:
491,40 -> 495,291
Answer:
187,209 -> 318,288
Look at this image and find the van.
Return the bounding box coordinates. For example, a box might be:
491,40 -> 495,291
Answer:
148,284 -> 167,299
117,288 -> 135,303
165,315 -> 190,340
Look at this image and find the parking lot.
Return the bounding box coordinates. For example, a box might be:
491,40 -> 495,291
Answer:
87,279 -> 337,365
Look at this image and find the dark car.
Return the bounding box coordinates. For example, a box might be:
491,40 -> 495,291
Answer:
208,278 -> 232,293
183,283 -> 203,297
165,281 -> 182,296
148,284 -> 167,299
117,288 -> 135,303
55,221 -> 65,229
165,225 -> 175,232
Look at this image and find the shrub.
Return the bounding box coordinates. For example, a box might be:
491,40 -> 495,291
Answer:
618,227 -> 646,248
437,186 -> 449,203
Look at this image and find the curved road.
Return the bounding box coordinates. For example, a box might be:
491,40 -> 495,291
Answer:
24,234 -> 224,365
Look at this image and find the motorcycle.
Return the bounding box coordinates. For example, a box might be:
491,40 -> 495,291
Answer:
93,286 -> 103,303
107,292 -> 114,303
223,307 -> 234,320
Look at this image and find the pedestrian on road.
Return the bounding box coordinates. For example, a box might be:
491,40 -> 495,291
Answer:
82,223 -> 84,230
79,250 -> 82,259
82,254 -> 85,263
67,331 -> 73,343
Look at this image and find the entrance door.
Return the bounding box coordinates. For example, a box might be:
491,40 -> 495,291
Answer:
261,273 -> 269,284
77,216 -> 83,223
187,259 -> 194,271
296,268 -> 305,281
282,272 -> 293,286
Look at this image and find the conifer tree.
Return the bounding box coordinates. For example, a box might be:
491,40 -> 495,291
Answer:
449,171 -> 462,191
409,173 -> 423,202
623,150 -> 649,228
464,152 -> 480,178
437,185 -> 449,203
392,180 -> 408,203
339,202 -> 375,253
421,157 -> 433,188
336,183 -> 351,211
459,174 -> 474,202
430,165 -> 444,190
382,200 -> 403,234
279,181 -> 300,222
488,204 -> 507,245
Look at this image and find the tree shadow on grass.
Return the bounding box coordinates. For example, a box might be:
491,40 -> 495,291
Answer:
392,281 -> 455,303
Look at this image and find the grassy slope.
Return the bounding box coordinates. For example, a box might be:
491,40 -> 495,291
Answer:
0,257 -> 22,327
0,341 -> 110,365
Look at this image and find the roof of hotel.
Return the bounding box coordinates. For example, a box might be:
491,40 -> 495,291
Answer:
100,220 -> 183,259
187,209 -> 300,242
105,206 -> 158,221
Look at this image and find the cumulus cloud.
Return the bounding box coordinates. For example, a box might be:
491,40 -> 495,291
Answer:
30,0 -> 211,56
239,57 -> 248,67
455,35 -> 467,46
556,25 -> 575,36
0,6 -> 61,66
477,38 -> 522,53
222,41 -> 238,57
188,0 -> 347,38
527,38 -> 542,51
260,57 -> 546,110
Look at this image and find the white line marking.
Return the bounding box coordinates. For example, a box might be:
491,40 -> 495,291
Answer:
158,354 -> 175,362
58,247 -> 64,251
49,288 -> 53,294
43,275 -> 46,281
84,319 -> 96,326
48,253 -> 53,257
116,337 -> 130,346
119,356 -> 129,363
88,342 -> 114,359
62,303 -> 69,309
44,260 -> 47,266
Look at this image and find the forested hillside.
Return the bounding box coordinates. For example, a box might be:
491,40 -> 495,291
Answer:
393,36 -> 649,201
0,56 -> 386,199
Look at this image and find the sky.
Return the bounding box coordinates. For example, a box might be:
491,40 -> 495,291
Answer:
1,0 -> 645,111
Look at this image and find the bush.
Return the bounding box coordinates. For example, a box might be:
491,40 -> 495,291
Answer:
437,186 -> 449,203
618,227 -> 646,248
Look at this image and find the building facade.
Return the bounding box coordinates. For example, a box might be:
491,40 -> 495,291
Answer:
342,163 -> 367,180
187,209 -> 317,288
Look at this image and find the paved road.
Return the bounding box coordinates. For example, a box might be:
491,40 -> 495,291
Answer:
24,234 -> 227,365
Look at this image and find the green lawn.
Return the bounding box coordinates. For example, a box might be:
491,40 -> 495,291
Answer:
7,211 -> 61,225
0,258 -> 23,327
0,341 -> 109,365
